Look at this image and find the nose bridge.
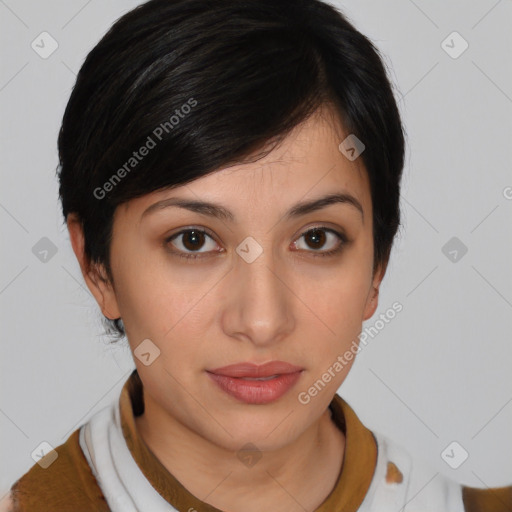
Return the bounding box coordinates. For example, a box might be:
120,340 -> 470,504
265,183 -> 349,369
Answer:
224,236 -> 294,345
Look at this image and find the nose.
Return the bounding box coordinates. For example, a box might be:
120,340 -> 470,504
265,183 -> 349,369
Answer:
221,244 -> 295,348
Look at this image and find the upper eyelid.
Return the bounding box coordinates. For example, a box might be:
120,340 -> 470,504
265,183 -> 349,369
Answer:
167,225 -> 345,247
167,226 -> 217,242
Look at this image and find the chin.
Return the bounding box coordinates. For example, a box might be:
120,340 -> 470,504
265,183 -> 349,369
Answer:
215,410 -> 306,450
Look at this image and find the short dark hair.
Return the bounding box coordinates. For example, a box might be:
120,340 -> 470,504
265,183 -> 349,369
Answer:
57,0 -> 406,342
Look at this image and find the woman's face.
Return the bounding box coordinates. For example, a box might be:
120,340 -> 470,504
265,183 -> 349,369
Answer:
80,107 -> 384,451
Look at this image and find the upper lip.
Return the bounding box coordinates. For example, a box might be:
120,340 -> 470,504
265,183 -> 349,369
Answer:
207,361 -> 304,378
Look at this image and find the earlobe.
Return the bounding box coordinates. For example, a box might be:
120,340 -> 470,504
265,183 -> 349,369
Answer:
87,262 -> 121,321
363,263 -> 386,321
66,214 -> 121,321
363,285 -> 379,321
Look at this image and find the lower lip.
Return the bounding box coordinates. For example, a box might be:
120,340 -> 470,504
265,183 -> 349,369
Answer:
207,371 -> 303,405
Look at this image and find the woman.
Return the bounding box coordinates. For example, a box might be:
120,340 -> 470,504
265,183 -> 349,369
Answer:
4,0 -> 511,510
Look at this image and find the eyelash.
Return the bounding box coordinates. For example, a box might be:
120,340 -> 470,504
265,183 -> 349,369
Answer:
164,226 -> 348,261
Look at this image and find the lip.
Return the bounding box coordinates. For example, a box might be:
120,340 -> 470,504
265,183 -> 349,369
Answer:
208,361 -> 303,378
207,361 -> 304,405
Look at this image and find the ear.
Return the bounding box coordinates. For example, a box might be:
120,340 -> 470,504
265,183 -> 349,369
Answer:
362,261 -> 387,321
67,213 -> 121,321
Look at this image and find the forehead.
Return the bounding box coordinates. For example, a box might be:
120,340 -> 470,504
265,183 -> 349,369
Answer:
119,106 -> 371,222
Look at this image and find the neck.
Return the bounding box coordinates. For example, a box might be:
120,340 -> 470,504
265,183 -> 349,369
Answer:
135,393 -> 345,512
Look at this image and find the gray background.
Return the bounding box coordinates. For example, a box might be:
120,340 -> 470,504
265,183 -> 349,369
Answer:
1,0 -> 511,498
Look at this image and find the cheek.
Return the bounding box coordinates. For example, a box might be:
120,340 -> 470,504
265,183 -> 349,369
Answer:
295,254 -> 373,332
109,245 -> 195,338
304,278 -> 370,366
324,271 -> 372,329
289,251 -> 373,373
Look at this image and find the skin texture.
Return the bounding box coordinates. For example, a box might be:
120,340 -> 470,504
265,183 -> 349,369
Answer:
68,106 -> 387,512
0,493 -> 13,512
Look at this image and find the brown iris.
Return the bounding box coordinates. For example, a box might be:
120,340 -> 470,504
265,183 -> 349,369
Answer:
304,228 -> 327,250
181,229 -> 206,251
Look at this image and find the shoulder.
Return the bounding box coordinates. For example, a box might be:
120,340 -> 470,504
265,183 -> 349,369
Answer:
462,485 -> 512,512
360,432 -> 512,512
7,428 -> 109,512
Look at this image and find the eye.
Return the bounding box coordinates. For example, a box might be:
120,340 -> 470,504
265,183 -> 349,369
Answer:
291,227 -> 347,257
165,226 -> 347,261
165,228 -> 221,260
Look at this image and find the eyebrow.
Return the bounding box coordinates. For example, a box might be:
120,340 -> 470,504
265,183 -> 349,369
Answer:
141,192 -> 364,222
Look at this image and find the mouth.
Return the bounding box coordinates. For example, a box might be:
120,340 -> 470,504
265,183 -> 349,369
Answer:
206,361 -> 304,405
